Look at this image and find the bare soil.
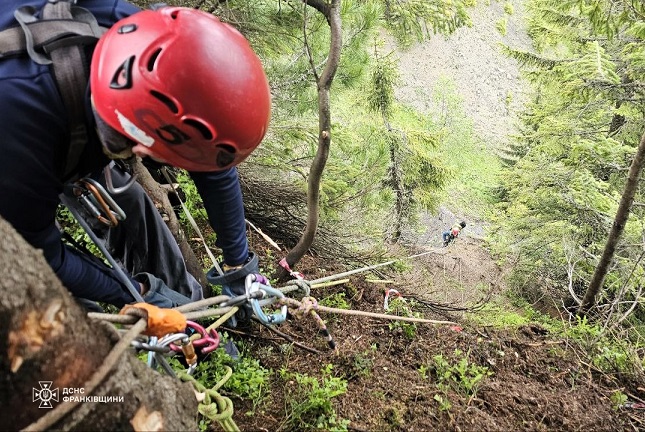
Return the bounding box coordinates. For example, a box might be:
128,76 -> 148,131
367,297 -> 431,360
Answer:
211,2 -> 645,430
219,235 -> 645,432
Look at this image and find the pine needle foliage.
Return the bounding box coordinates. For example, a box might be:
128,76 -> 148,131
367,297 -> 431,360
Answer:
137,0 -> 477,252
494,0 -> 645,318
385,0 -> 476,47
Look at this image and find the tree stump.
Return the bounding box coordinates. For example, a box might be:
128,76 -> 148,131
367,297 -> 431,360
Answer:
0,216 -> 197,431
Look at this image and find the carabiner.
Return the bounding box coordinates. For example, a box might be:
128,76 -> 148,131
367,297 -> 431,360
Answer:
169,321 -> 219,354
103,165 -> 138,195
245,274 -> 288,325
72,178 -> 126,227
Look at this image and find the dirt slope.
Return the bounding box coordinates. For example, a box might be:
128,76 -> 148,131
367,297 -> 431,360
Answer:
224,2 -> 645,430
231,235 -> 643,431
191,213 -> 641,432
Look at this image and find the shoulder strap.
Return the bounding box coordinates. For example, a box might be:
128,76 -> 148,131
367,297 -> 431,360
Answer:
43,1 -> 103,178
0,1 -> 106,179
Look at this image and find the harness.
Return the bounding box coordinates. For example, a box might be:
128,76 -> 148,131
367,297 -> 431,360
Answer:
0,0 -> 105,179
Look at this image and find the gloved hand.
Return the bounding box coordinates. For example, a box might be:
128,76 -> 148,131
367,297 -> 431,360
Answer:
135,272 -> 192,308
206,252 -> 259,327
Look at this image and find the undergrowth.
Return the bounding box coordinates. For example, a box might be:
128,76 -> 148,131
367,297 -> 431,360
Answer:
278,364 -> 349,432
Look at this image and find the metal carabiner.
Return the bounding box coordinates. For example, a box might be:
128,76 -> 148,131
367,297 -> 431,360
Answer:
245,274 -> 288,325
169,321 -> 219,354
103,165 -> 138,195
82,178 -> 126,221
72,178 -> 126,227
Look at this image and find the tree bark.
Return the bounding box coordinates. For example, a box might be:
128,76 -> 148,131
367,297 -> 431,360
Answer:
579,129 -> 645,315
388,134 -> 404,242
132,159 -> 208,291
279,0 -> 342,279
0,215 -> 197,431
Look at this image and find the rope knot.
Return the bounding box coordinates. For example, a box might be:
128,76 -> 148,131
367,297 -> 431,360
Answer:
295,296 -> 318,319
285,279 -> 311,297
179,370 -> 239,431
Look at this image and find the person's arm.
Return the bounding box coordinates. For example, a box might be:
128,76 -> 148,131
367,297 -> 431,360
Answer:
45,226 -> 139,306
189,167 -> 249,266
79,0 -> 140,25
0,66 -> 138,307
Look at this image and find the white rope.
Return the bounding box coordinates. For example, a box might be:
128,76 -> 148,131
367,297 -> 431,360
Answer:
161,167 -> 222,275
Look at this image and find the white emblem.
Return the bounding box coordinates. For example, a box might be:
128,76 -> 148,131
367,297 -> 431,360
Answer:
115,110 -> 155,147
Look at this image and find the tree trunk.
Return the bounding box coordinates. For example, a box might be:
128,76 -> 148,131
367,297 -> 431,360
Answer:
579,129 -> 645,315
278,0 -> 342,279
0,215 -> 197,431
132,159 -> 208,291
387,133 -> 404,242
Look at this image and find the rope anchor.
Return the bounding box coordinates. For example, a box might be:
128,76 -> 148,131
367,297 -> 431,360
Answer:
246,274 -> 288,325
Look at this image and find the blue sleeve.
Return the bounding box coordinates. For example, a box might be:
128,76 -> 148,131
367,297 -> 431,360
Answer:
78,0 -> 140,26
0,0 -> 140,307
0,71 -> 137,306
40,226 -> 137,307
0,1 -> 139,30
189,168 -> 249,265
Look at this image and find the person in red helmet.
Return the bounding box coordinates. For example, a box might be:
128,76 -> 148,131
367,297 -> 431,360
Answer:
0,1 -> 270,323
91,6 -> 271,171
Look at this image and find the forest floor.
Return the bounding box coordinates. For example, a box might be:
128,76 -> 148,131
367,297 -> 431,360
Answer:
222,234 -> 645,431
219,1 -> 645,431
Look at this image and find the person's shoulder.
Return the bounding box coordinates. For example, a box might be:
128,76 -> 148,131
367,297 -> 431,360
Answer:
0,1 -> 139,31
77,0 -> 140,27
0,1 -> 45,31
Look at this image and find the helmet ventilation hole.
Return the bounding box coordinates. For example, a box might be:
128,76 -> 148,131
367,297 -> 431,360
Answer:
109,56 -> 134,89
184,119 -> 213,140
150,90 -> 179,114
147,48 -> 162,72
215,144 -> 236,168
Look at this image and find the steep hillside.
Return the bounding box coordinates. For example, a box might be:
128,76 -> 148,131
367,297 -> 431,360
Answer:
395,0 -> 532,245
227,2 -> 645,431
394,0 -> 532,148
231,232 -> 644,431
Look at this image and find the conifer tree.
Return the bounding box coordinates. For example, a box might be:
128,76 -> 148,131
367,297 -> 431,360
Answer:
496,0 -> 645,315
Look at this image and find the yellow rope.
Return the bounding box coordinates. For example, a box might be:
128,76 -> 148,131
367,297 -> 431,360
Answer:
178,367 -> 239,432
205,307 -> 238,336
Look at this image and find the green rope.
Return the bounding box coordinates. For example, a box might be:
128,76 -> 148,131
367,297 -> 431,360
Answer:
178,367 -> 240,432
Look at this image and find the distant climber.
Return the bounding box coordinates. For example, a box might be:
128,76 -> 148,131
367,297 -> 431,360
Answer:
442,221 -> 467,246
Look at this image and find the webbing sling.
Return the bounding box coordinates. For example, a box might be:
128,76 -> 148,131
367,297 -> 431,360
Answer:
0,0 -> 106,179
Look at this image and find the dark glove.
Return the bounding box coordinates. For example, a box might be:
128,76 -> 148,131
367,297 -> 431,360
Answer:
206,252 -> 259,327
135,272 -> 192,308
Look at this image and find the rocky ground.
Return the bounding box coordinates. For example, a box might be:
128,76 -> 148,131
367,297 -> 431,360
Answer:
393,0 -> 532,148
395,0 -> 533,245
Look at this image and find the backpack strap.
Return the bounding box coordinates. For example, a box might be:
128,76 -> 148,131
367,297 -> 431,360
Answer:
0,19 -> 99,60
1,1 -> 106,179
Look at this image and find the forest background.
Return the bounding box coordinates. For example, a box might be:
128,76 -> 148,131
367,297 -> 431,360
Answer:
5,0 -> 645,430
164,0 -> 645,429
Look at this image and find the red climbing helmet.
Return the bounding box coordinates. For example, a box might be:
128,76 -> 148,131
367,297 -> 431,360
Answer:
90,7 -> 271,171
